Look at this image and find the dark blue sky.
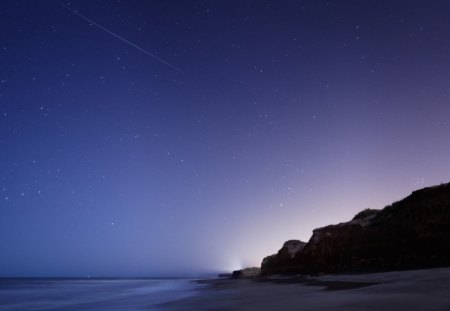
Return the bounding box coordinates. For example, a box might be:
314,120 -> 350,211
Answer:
1,0 -> 450,277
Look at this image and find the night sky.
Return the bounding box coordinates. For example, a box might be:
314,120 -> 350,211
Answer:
1,1 -> 450,277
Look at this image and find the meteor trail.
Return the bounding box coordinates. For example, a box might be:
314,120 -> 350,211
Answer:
56,1 -> 180,71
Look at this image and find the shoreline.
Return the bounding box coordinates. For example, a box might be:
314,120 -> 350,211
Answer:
158,267 -> 450,310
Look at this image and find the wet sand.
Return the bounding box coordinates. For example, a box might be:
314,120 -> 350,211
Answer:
159,267 -> 450,310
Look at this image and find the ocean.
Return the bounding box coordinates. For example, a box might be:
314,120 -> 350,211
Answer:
0,278 -> 204,310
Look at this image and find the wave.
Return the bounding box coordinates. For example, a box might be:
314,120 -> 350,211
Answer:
0,278 -> 202,310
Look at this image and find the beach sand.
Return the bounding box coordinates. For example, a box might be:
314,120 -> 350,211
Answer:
159,267 -> 450,310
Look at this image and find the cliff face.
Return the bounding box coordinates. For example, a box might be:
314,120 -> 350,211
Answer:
261,183 -> 450,275
232,267 -> 261,278
261,240 -> 307,275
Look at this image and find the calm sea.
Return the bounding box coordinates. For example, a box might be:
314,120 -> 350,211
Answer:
0,278 -> 204,310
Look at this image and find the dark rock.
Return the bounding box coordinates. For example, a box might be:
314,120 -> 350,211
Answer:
352,208 -> 380,221
232,270 -> 241,278
232,267 -> 261,278
261,182 -> 450,275
261,240 -> 307,275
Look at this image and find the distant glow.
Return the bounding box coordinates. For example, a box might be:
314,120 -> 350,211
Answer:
221,259 -> 243,272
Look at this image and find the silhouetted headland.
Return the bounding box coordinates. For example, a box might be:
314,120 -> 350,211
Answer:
232,182 -> 450,277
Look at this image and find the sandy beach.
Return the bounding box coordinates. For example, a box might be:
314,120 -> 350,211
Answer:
159,267 -> 450,310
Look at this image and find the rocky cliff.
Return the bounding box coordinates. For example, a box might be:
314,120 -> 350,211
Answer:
232,267 -> 261,278
261,182 -> 450,275
261,240 -> 307,275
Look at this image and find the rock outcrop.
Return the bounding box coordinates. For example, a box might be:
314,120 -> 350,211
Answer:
261,182 -> 450,275
232,267 -> 261,278
261,240 -> 307,275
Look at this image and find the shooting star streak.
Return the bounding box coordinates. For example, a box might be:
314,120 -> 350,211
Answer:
56,1 -> 180,71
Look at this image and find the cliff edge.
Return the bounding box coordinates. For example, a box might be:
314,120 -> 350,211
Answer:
261,182 -> 450,275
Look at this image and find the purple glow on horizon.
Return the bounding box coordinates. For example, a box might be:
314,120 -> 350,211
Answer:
1,0 -> 450,276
